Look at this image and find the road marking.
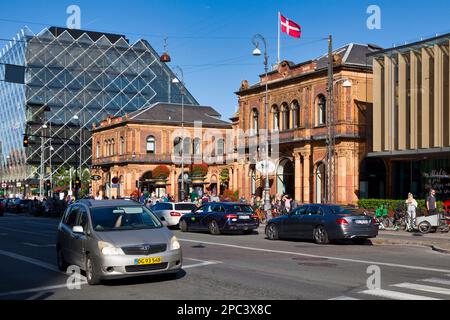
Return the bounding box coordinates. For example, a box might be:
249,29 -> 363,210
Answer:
0,226 -> 55,238
179,238 -> 450,274
359,289 -> 440,300
23,243 -> 56,248
392,283 -> 450,296
184,261 -> 221,269
421,278 -> 450,286
0,282 -> 87,298
329,296 -> 360,300
0,249 -> 61,274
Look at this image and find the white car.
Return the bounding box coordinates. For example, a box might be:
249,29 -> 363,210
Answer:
151,202 -> 198,227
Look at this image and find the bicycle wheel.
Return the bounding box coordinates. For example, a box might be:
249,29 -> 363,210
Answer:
382,217 -> 393,228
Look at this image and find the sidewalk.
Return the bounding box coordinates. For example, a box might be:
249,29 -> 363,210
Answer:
374,230 -> 450,254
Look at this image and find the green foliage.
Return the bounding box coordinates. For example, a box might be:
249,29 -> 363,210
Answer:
219,168 -> 230,182
221,189 -> 239,202
358,199 -> 444,211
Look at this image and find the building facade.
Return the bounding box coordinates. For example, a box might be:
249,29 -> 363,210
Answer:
366,33 -> 450,201
0,26 -> 197,196
234,44 -> 377,204
91,103 -> 232,200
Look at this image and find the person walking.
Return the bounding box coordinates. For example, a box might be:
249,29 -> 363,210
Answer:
405,193 -> 418,229
426,189 -> 437,217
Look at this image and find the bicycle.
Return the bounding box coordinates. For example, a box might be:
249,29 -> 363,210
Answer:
374,204 -> 398,230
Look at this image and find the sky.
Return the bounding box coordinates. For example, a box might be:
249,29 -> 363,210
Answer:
1,0 -> 450,120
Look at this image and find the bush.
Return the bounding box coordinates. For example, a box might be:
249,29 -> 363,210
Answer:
153,165 -> 170,179
221,189 -> 239,202
358,199 -> 443,211
191,163 -> 208,177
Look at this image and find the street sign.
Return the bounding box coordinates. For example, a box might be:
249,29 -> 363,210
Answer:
256,160 -> 276,175
111,184 -> 120,189
92,175 -> 102,181
16,182 -> 22,188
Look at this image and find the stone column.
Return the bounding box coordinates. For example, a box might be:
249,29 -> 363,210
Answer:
410,51 -> 421,150
421,47 -> 433,149
373,58 -> 384,152
294,153 -> 302,202
398,53 -> 408,150
301,149 -> 311,204
384,55 -> 394,151
434,44 -> 445,148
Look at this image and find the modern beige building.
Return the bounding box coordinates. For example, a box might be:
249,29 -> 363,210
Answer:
365,33 -> 450,200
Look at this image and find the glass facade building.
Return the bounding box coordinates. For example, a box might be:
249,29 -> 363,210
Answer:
0,26 -> 198,188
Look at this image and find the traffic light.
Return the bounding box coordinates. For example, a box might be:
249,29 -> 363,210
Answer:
45,180 -> 51,189
23,135 -> 29,148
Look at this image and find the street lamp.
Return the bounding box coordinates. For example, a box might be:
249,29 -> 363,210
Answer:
172,66 -> 186,202
252,34 -> 272,221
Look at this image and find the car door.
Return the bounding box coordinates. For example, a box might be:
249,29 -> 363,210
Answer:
71,206 -> 89,267
189,205 -> 206,231
283,206 -> 308,238
302,205 -> 324,239
60,206 -> 80,265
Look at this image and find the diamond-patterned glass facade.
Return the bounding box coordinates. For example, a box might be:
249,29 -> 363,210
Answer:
0,27 -> 198,184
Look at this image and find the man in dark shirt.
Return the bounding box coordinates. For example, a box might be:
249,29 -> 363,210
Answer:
426,189 -> 437,216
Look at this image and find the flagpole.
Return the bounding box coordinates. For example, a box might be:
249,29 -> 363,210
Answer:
277,11 -> 281,64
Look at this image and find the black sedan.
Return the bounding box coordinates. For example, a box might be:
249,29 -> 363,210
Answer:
265,204 -> 378,244
179,202 -> 260,235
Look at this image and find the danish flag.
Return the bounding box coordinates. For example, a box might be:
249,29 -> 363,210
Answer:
280,14 -> 301,39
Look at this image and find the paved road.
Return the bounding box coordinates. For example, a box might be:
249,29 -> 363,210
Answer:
1,213 -> 450,300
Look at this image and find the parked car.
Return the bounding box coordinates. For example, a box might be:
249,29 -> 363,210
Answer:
265,204 -> 379,245
17,199 -> 33,213
179,202 -> 260,235
151,202 -> 198,228
5,198 -> 19,213
56,200 -> 182,285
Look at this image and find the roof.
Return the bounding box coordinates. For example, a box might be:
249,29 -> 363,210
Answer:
314,43 -> 381,69
48,26 -> 128,44
127,103 -> 232,127
76,200 -> 141,208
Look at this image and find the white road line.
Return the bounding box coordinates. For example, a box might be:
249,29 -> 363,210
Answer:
0,226 -> 55,238
0,249 -> 61,274
421,278 -> 450,286
23,243 -> 56,248
392,283 -> 450,296
179,238 -> 450,274
183,261 -> 221,269
0,282 -> 87,298
329,296 -> 360,300
359,289 -> 440,300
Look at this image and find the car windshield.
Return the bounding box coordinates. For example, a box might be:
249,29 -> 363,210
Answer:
175,203 -> 197,211
226,205 -> 254,213
329,206 -> 365,216
90,206 -> 163,232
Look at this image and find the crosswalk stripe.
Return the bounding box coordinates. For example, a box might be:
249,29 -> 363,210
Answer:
393,283 -> 450,296
329,296 -> 360,300
359,289 -> 440,300
421,278 -> 450,286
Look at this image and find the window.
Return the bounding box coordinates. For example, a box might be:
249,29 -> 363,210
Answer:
174,137 -> 182,156
120,137 -> 125,155
292,101 -> 300,128
111,139 -> 115,156
183,138 -> 191,155
317,95 -> 326,126
252,108 -> 259,135
96,141 -> 100,158
64,207 -> 79,227
193,138 -> 201,155
293,206 -> 308,216
146,136 -> 155,154
272,106 -> 280,131
217,139 -> 225,157
281,103 -> 290,131
306,206 -> 323,216
78,208 -> 89,231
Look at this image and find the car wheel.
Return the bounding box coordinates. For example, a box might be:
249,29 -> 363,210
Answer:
266,224 -> 279,240
313,226 -> 330,245
180,220 -> 189,233
418,221 -> 432,234
208,220 -> 221,235
56,246 -> 68,272
85,255 -> 101,285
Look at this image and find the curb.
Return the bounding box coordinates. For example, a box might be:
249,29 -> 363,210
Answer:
372,238 -> 450,254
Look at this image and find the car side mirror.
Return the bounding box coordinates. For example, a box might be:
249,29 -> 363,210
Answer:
72,226 -> 84,234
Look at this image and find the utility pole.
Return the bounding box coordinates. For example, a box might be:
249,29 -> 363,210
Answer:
327,35 -> 334,204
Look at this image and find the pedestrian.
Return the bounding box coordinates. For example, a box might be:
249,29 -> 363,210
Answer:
426,189 -> 437,217
284,195 -> 292,214
405,193 -> 418,228
139,192 -> 145,204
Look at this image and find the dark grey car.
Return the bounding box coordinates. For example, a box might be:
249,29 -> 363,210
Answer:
56,200 -> 182,285
265,205 -> 378,244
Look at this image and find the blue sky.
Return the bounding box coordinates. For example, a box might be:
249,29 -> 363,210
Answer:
1,0 -> 450,119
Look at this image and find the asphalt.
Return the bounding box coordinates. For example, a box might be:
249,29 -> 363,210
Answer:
1,213 -> 450,300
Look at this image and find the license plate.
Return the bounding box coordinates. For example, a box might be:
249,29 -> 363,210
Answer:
134,257 -> 162,265
355,220 -> 369,225
239,215 -> 250,220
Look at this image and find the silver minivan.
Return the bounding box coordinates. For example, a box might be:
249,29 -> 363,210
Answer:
56,200 -> 183,285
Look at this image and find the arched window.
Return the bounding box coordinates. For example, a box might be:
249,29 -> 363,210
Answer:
272,105 -> 280,131
183,137 -> 192,155
250,167 -> 257,195
111,139 -> 115,156
104,140 -> 108,157
146,136 -> 155,154
291,100 -> 301,129
174,137 -> 182,156
120,137 -> 125,155
251,108 -> 259,135
217,139 -> 225,156
317,95 -> 326,126
281,103 -> 290,131
193,138 -> 201,155
96,141 -> 100,158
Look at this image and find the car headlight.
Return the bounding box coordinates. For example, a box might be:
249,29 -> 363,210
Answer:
98,241 -> 125,256
169,236 -> 181,250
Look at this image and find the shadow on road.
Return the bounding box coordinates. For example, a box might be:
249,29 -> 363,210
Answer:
100,270 -> 187,287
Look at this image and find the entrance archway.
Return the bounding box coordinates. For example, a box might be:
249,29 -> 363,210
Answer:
315,162 -> 327,204
359,158 -> 386,199
276,159 -> 295,197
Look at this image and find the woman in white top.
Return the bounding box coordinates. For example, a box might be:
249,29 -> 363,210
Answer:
405,193 -> 418,228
